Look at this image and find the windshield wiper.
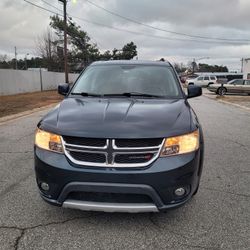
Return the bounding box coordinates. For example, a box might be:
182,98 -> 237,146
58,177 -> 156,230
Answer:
103,92 -> 163,98
71,92 -> 102,97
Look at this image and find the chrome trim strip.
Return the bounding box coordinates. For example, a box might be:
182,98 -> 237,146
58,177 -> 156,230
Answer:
113,151 -> 158,155
65,148 -> 107,155
112,139 -> 163,150
63,200 -> 159,213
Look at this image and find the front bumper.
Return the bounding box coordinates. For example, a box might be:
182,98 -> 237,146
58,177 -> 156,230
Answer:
34,146 -> 203,212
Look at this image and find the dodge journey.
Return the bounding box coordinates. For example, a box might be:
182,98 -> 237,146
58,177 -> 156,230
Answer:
34,60 -> 204,212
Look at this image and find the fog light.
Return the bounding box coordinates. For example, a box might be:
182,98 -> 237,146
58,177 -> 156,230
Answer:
40,182 -> 50,191
174,187 -> 185,196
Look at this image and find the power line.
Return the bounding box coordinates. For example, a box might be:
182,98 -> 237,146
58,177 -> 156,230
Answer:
67,17 -> 102,49
39,0 -> 62,12
23,0 -> 61,16
85,0 -> 250,42
23,0 -> 248,45
40,1 -> 103,49
70,15 -> 247,45
66,12 -> 247,45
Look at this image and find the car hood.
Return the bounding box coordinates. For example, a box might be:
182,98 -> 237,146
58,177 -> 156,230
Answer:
39,97 -> 192,138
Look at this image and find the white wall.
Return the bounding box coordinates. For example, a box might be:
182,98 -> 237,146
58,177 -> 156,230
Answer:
243,59 -> 250,79
0,69 -> 79,96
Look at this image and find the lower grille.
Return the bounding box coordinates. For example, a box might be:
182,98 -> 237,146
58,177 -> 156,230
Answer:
67,192 -> 153,204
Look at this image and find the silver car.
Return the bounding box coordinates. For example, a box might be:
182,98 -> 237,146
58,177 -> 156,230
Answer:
208,79 -> 250,96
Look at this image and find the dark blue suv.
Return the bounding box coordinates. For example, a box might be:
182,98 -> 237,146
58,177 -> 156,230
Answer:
34,60 -> 204,212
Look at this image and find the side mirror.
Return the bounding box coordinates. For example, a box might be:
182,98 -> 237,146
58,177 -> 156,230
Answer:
58,83 -> 69,96
187,85 -> 202,99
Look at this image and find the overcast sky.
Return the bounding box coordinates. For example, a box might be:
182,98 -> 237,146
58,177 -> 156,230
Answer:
1,0 -> 250,71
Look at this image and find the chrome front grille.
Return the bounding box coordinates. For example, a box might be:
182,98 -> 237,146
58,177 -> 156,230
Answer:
62,137 -> 164,168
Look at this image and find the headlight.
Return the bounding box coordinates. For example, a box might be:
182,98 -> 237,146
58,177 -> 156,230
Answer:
160,130 -> 199,157
35,128 -> 64,153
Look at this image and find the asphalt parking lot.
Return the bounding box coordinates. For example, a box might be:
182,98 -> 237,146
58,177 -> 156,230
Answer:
0,95 -> 249,250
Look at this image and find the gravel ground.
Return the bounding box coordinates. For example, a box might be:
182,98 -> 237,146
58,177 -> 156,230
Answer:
0,90 -> 63,118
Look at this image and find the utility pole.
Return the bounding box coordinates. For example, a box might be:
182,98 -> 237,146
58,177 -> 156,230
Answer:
59,0 -> 69,83
14,46 -> 17,70
241,58 -> 243,73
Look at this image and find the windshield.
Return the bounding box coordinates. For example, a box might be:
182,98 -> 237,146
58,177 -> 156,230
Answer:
71,64 -> 181,98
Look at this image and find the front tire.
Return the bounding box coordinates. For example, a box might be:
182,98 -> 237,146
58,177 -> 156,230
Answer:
217,87 -> 227,96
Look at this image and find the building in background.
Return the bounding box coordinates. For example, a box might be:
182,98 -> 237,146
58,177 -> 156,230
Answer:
242,58 -> 250,79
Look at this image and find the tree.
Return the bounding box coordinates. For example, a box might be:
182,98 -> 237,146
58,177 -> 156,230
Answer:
0,54 -> 10,69
112,42 -> 137,60
50,15 -> 137,67
33,15 -> 138,72
121,42 -> 137,59
198,63 -> 228,72
36,28 -> 63,71
0,54 -> 8,62
173,62 -> 187,73
50,15 -> 100,69
100,50 -> 112,60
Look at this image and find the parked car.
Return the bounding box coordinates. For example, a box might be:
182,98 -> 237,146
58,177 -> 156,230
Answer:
208,79 -> 250,95
34,60 -> 204,213
186,75 -> 217,87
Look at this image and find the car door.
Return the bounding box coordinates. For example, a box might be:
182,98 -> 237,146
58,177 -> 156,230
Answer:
210,76 -> 216,83
243,80 -> 250,94
195,76 -> 204,86
227,79 -> 244,93
203,76 -> 209,86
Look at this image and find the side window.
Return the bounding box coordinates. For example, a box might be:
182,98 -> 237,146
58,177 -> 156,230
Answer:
247,73 -> 250,80
234,80 -> 244,85
210,76 -> 216,80
245,80 -> 250,85
204,76 -> 209,80
197,77 -> 203,81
